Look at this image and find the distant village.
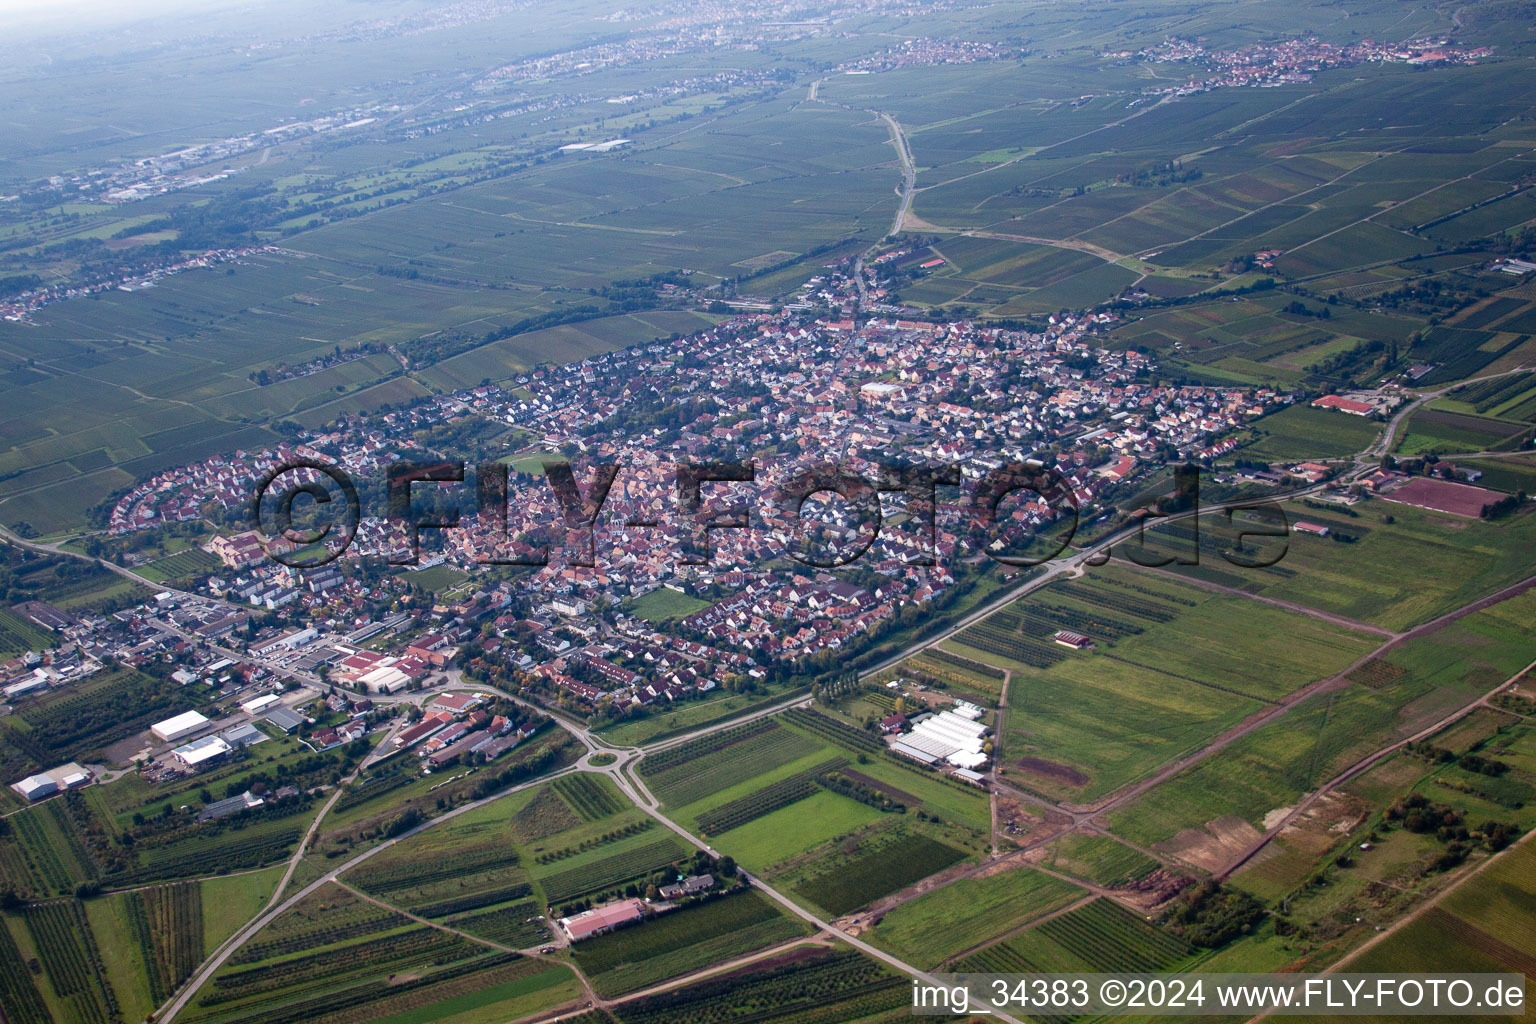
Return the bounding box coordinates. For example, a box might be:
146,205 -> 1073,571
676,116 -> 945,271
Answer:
1108,34 -> 1492,96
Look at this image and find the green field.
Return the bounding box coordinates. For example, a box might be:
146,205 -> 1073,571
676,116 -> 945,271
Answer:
1395,407 -> 1529,456
1108,588 -> 1536,860
626,587 -> 710,623
705,789 -> 884,872
593,687 -> 800,748
0,607 -> 54,658
598,946 -> 909,1024
793,831 -> 969,916
1458,455 -> 1536,495
1151,499 -> 1536,632
346,772 -> 673,919
951,563 -> 1377,802
868,867 -> 1086,969
640,722 -> 822,809
135,547 -> 220,585
1238,404 -> 1383,462
1035,831 -> 1162,888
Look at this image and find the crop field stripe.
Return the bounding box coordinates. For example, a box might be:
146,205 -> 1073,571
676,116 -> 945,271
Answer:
347,841 -> 520,895
607,947 -> 906,1024
22,900 -> 121,1024
644,726 -> 824,807
915,648 -> 1006,679
781,708 -> 883,752
110,824 -> 304,886
332,766 -> 415,812
204,926 -> 472,1004
551,775 -> 625,821
637,719 -> 779,776
229,898 -> 408,965
538,839 -> 685,906
0,918 -> 53,1024
0,608 -> 55,658
794,832 -> 969,915
1032,898 -> 1191,971
126,882 -> 204,1004
573,890 -> 803,983
534,820 -> 657,866
444,900 -> 548,948
414,883 -> 534,919
695,758 -> 848,836
196,950 -> 527,1024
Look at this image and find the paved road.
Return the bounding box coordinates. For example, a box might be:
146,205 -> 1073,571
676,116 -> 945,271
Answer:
803,81 -> 915,307
879,111 -> 917,238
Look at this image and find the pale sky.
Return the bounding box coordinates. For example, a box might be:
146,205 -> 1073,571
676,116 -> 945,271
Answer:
0,0 -> 218,28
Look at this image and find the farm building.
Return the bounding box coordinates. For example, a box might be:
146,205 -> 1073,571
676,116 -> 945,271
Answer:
4,672 -> 50,699
951,700 -> 986,721
152,709 -> 210,743
198,790 -> 264,822
173,735 -> 232,768
58,769 -> 90,790
560,898 -> 647,941
1311,394 -> 1374,416
891,710 -> 989,770
426,730 -> 486,768
221,723 -> 267,747
394,715 -> 450,749
11,773 -> 58,801
659,874 -> 714,899
476,732 -> 523,760
1052,630 -> 1093,650
1293,521 -> 1330,537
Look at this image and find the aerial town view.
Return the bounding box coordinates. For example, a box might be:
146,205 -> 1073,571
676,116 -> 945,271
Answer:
0,0 -> 1534,1022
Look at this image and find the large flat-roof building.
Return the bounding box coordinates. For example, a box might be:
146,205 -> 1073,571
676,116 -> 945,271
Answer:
559,898 -> 647,942
264,707 -> 306,734
360,664 -> 410,694
152,710 -> 210,743
241,693 -> 282,716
